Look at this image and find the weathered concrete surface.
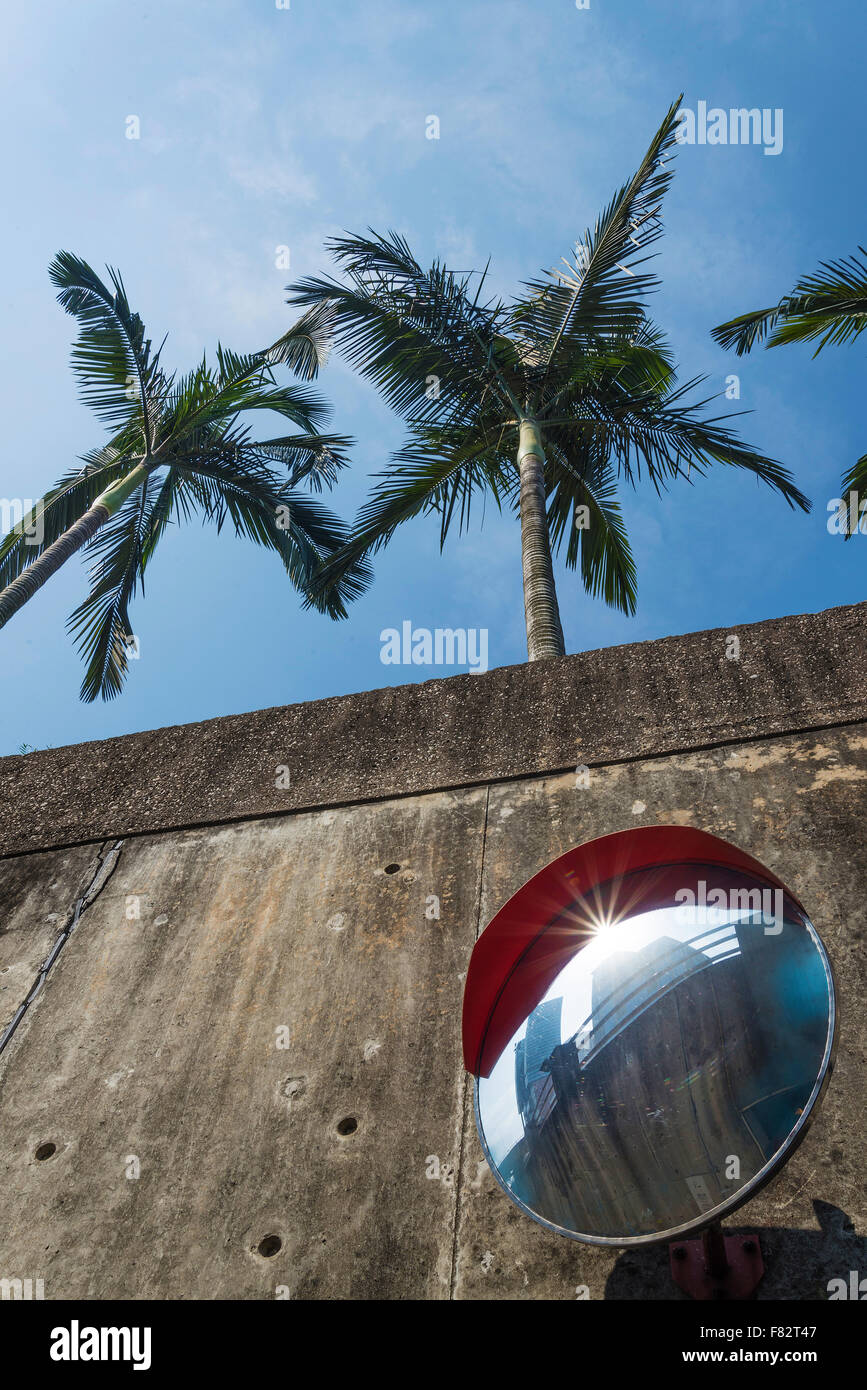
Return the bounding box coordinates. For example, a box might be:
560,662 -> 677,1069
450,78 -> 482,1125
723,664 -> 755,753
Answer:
2,601 -> 866,858
0,603 -> 865,1299
0,791 -> 486,1298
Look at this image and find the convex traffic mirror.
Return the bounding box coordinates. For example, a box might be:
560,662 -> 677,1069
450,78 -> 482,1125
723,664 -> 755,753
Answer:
462,827 -> 836,1247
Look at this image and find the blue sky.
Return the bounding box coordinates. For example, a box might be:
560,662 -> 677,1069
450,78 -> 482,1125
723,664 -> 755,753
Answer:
1,0 -> 863,754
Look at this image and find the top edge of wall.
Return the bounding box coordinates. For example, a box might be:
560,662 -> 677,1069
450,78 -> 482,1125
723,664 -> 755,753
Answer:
2,601 -> 866,858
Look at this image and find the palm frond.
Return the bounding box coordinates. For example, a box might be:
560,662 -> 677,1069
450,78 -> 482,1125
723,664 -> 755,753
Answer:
49,251 -> 162,444
545,447 -> 637,613
265,299 -> 337,379
252,434 -> 354,490
512,96 -> 683,370
536,326 -> 676,421
172,451 -> 371,618
282,229 -> 518,424
313,422 -> 511,602
712,248 -> 867,356
710,304 -> 787,356
159,349 -> 329,450
66,471 -> 162,701
283,489 -> 373,616
838,451 -> 867,536
556,376 -> 812,509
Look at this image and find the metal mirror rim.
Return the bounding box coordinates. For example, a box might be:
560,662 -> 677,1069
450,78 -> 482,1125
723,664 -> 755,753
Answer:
468,827 -> 838,1247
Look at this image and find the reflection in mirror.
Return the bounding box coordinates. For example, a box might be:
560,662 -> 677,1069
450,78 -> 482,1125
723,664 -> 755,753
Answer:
475,863 -> 834,1244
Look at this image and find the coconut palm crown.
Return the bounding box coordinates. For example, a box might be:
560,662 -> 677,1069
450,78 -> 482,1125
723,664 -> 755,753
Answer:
0,252 -> 371,700
268,98 -> 810,662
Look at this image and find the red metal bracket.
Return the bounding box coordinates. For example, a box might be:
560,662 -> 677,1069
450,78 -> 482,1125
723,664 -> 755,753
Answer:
670,1223 -> 764,1300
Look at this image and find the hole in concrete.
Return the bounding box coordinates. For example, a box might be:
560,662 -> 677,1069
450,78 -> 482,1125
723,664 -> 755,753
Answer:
384,863 -> 401,875
35,1143 -> 56,1161
257,1234 -> 282,1258
337,1116 -> 358,1136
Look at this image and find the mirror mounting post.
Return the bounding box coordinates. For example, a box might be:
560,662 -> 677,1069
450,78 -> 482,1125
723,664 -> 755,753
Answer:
702,1222 -> 729,1281
670,1222 -> 764,1301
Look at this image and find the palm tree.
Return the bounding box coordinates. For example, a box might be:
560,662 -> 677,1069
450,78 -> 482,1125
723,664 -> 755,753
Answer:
713,247 -> 867,509
267,99 -> 810,663
0,252 -> 370,700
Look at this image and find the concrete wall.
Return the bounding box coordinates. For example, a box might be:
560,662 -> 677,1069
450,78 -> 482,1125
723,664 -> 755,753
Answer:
1,602 -> 865,1299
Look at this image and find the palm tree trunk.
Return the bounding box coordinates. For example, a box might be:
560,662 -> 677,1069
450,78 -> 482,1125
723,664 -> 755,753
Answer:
518,419 -> 565,661
0,462 -> 150,633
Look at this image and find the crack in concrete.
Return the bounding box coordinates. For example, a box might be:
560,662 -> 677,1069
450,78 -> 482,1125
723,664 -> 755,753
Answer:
0,838 -> 124,1060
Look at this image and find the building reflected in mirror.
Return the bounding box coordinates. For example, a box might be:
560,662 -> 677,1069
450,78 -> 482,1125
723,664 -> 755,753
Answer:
480,902 -> 832,1241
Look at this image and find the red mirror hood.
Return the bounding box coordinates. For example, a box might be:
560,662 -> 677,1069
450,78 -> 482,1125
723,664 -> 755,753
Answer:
462,825 -> 802,1078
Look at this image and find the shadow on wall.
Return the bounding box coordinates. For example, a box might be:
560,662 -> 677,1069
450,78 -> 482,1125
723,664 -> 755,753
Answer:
604,1202 -> 864,1300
